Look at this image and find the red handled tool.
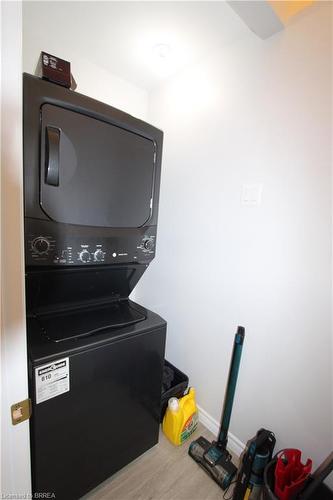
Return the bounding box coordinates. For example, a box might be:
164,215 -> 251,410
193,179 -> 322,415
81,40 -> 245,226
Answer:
274,449 -> 312,500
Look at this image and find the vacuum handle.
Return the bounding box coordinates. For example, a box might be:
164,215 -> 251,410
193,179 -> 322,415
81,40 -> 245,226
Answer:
299,452 -> 333,499
218,326 -> 245,449
236,326 -> 245,344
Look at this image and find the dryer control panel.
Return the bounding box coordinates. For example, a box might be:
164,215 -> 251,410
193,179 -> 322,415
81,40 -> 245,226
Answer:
25,219 -> 156,267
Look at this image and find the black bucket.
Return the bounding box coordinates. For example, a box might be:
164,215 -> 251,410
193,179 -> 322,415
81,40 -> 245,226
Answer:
263,459 -> 278,500
160,360 -> 189,422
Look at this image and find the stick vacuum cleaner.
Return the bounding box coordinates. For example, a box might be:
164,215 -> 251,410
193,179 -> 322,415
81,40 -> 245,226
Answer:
188,326 -> 245,490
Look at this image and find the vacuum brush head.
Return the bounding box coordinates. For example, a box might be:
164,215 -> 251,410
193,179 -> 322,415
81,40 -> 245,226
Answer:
188,436 -> 237,490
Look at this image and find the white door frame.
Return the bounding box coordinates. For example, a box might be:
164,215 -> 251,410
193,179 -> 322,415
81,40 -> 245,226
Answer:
1,1 -> 32,496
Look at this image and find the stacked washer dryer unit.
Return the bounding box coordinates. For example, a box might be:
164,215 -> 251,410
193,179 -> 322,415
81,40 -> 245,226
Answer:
23,73 -> 166,499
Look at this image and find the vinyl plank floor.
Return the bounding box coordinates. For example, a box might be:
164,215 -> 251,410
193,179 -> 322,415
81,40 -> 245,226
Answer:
83,423 -> 237,500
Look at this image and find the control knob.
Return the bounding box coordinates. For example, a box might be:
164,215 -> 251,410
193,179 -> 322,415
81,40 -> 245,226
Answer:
32,237 -> 50,254
143,238 -> 154,251
94,249 -> 104,262
79,250 -> 91,263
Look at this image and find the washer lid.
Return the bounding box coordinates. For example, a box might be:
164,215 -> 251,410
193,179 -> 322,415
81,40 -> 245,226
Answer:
36,301 -> 146,343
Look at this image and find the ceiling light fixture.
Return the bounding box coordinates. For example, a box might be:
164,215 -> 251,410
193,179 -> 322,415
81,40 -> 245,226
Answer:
152,43 -> 172,61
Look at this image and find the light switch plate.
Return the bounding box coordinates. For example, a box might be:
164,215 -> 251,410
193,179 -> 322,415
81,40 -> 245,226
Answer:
241,183 -> 263,206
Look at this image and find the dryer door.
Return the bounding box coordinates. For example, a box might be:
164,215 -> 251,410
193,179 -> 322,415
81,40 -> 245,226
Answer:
40,104 -> 156,228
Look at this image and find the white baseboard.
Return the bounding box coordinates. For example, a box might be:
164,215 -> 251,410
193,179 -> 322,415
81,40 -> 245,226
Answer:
197,405 -> 245,458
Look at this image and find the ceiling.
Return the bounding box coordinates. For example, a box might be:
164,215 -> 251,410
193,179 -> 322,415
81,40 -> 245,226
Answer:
23,1 -> 250,91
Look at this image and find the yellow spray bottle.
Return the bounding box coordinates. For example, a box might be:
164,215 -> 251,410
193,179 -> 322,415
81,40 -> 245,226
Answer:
162,388 -> 198,446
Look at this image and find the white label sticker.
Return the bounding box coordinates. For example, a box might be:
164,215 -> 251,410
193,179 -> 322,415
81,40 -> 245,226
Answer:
35,357 -> 70,404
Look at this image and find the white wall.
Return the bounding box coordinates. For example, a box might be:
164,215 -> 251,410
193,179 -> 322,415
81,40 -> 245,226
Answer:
135,2 -> 333,467
1,1 -> 31,496
22,9 -> 148,120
